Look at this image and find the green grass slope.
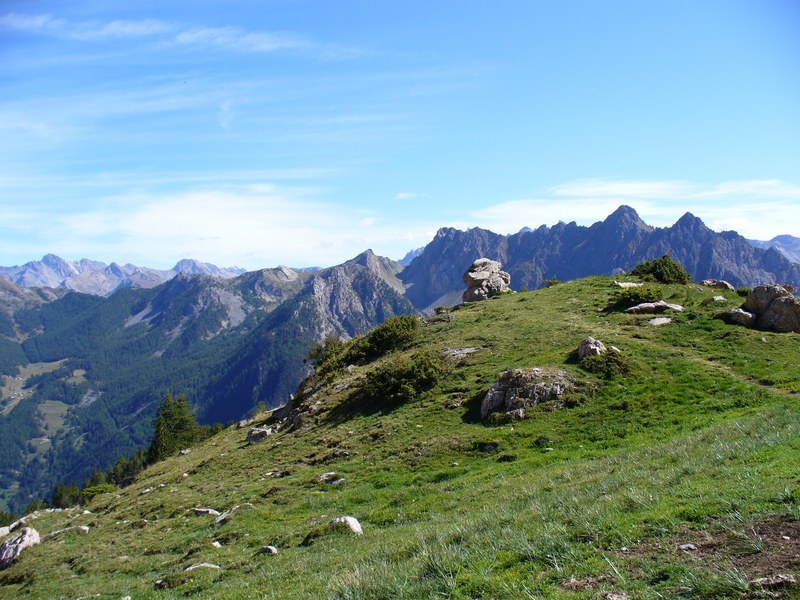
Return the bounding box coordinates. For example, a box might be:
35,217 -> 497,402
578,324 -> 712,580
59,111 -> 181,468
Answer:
1,277 -> 798,599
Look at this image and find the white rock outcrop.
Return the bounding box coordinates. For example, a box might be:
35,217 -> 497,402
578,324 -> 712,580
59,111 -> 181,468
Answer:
0,527 -> 40,569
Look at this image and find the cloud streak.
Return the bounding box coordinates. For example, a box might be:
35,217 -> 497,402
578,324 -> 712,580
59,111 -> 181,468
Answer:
1,12 -> 354,57
1,184 -> 440,269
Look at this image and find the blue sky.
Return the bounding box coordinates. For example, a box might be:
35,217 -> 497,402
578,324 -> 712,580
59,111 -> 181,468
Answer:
1,0 -> 799,269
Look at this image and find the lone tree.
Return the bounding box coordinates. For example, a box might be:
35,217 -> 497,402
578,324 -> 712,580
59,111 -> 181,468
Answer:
147,392 -> 202,464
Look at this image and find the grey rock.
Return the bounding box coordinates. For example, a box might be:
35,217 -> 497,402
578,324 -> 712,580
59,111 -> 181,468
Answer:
0,526 -> 9,539
189,508 -> 221,517
462,258 -> 511,303
577,336 -> 606,359
649,317 -> 672,326
0,527 -> 40,569
745,284 -> 791,314
678,543 -> 698,552
42,525 -> 89,542
327,516 -> 363,535
184,562 -> 221,572
257,545 -> 279,555
319,472 -> 345,485
214,505 -> 239,525
247,426 -> 274,443
481,368 -> 574,419
626,300 -> 684,314
613,281 -> 643,288
718,307 -> 756,328
700,279 -> 736,292
750,573 -> 796,588
758,294 -> 800,333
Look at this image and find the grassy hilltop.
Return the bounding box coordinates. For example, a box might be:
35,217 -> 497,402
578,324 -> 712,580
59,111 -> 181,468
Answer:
1,276 -> 798,599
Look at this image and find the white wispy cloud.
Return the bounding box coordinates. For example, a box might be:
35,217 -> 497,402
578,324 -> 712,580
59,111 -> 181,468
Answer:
394,192 -> 427,200
173,26 -> 308,52
1,12 -> 354,57
1,185 -> 440,269
0,12 -> 173,39
549,178 -> 695,199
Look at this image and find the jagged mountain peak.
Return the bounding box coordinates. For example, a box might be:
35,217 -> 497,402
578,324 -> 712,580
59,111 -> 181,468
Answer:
602,205 -> 652,231
673,211 -> 708,231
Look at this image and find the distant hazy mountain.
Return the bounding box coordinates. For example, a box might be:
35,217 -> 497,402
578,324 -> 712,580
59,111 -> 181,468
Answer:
398,247 -> 425,266
0,255 -> 246,297
748,235 -> 800,264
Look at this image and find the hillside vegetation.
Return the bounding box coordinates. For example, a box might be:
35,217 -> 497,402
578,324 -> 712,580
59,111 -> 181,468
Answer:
1,277 -> 798,599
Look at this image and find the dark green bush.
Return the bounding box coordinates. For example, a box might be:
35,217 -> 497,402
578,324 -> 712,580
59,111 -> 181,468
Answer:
580,351 -> 632,379
360,350 -> 447,405
736,288 -> 750,298
630,254 -> 690,284
307,315 -> 421,377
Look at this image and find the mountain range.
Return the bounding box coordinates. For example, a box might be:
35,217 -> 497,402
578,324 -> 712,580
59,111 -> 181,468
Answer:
0,255 -> 246,297
1,213 -> 797,300
0,205 -> 798,513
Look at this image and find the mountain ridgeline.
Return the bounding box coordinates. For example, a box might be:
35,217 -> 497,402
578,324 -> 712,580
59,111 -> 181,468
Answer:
0,206 -> 798,513
401,206 -> 800,309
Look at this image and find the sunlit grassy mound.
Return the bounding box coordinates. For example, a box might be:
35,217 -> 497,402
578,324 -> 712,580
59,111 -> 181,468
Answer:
1,277 -> 798,599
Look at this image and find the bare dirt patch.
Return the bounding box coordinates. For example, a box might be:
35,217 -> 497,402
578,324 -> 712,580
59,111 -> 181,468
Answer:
623,516 -> 799,597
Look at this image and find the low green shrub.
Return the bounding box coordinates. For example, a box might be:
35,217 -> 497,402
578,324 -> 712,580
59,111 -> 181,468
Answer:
580,350 -> 632,379
81,483 -> 117,504
360,350 -> 447,405
630,254 -> 690,284
307,315 -> 421,377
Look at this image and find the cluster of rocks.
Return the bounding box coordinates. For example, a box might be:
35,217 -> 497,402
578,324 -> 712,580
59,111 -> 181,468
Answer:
462,258 -> 511,303
0,513 -> 92,570
718,284 -> 800,333
481,368 -> 575,420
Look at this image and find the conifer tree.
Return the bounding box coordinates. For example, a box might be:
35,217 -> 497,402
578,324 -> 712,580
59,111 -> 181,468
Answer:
146,392 -> 201,464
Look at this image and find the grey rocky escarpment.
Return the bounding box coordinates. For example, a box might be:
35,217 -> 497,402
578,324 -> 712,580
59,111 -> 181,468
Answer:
481,368 -> 574,420
462,258 -> 511,303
